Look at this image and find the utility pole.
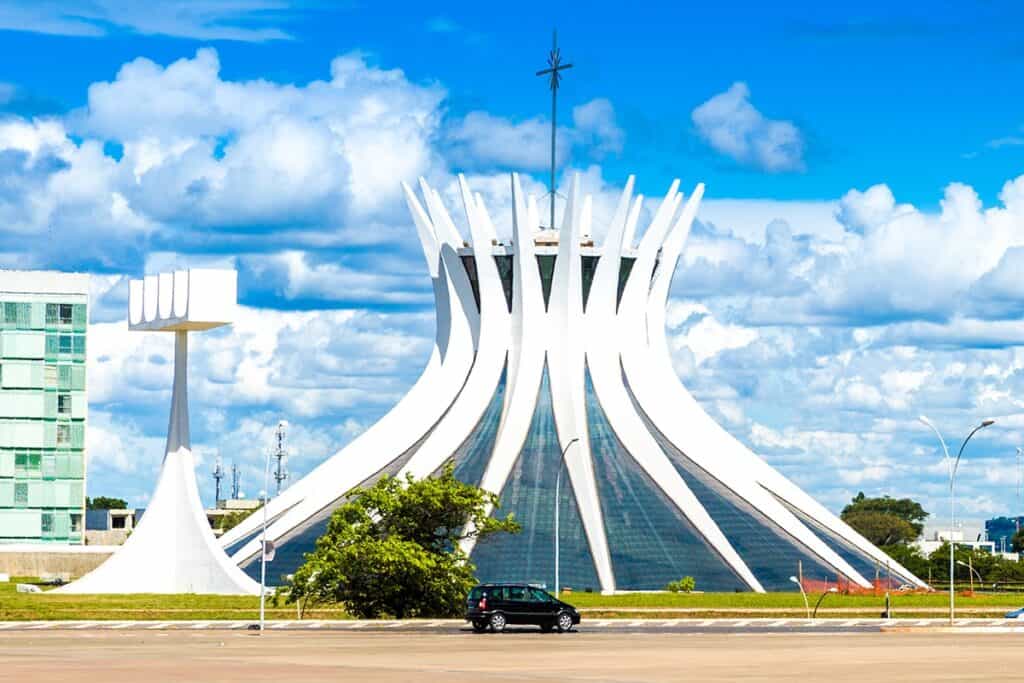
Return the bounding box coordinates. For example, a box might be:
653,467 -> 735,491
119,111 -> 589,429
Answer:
272,421 -> 290,496
212,452 -> 225,504
535,30 -> 573,230
231,462 -> 240,500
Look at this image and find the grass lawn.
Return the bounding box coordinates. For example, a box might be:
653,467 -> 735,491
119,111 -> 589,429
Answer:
0,579 -> 348,621
4,578 -> 1024,621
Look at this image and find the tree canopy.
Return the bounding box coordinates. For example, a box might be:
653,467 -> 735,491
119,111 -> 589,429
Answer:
841,492 -> 928,545
286,464 -> 519,619
86,496 -> 127,510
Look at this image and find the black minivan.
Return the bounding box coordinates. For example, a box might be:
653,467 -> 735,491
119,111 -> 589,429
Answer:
465,583 -> 581,633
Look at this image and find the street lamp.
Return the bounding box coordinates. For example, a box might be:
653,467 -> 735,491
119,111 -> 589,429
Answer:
918,415 -> 995,625
789,576 -> 809,619
554,437 -> 580,596
956,560 -> 983,594
812,587 -> 839,619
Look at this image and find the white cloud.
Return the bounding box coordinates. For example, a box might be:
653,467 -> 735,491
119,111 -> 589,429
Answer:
692,82 -> 805,172
447,99 -> 623,170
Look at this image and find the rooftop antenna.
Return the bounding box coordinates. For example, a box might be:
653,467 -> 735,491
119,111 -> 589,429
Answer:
536,29 -> 573,230
272,421 -> 290,496
231,462 -> 240,500
213,451 -> 225,504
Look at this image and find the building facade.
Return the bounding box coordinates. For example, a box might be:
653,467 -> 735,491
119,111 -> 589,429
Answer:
0,271 -> 88,544
985,516 -> 1024,553
220,174 -> 927,593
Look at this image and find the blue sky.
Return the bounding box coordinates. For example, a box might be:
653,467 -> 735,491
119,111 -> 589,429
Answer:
3,0 -> 1024,537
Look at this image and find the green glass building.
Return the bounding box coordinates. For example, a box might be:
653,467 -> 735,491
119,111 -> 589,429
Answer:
0,271 -> 89,544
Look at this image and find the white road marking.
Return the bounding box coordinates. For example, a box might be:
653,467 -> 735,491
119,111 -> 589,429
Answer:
732,620 -> 750,628
109,622 -> 133,630
147,623 -> 170,630
767,621 -> 789,627
840,621 -> 859,627
698,620 -> 715,627
190,622 -> 210,630
305,621 -> 323,629
591,621 -> 610,627
348,622 -> 367,629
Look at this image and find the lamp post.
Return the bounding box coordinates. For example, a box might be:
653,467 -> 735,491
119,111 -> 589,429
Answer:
789,576 -> 809,619
918,415 -> 995,625
812,587 -> 839,620
259,444 -> 272,634
956,559 -> 982,594
554,437 -> 580,597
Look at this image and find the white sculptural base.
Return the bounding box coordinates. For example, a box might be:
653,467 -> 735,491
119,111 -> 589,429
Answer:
60,332 -> 259,595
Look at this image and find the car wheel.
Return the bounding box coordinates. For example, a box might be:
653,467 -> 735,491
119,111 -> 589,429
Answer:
471,620 -> 488,633
556,611 -> 573,633
489,612 -> 507,633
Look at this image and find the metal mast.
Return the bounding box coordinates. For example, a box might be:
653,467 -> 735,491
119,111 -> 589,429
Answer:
231,462 -> 240,499
536,29 -> 573,230
212,452 -> 225,504
272,420 -> 289,496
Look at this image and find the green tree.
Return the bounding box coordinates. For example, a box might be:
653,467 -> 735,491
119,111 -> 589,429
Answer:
287,464 -> 520,619
1012,527 -> 1024,553
86,496 -> 127,510
842,510 -> 918,546
212,509 -> 255,533
841,492 -> 928,537
878,543 -> 929,580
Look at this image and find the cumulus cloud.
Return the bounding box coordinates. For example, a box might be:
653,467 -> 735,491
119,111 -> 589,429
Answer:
447,98 -> 623,170
691,82 -> 805,172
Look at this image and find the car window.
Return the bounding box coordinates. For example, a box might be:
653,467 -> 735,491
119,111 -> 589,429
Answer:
469,587 -> 483,600
506,586 -> 527,602
529,588 -> 552,602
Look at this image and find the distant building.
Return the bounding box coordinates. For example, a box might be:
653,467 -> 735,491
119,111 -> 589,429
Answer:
206,498 -> 260,537
915,530 -> 995,558
985,516 -> 1024,553
85,508 -> 138,545
0,271 -> 89,544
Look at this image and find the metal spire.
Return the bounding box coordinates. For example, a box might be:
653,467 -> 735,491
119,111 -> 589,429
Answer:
536,29 -> 573,230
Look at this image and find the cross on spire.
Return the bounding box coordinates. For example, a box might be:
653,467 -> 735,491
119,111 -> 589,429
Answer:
536,29 -> 573,230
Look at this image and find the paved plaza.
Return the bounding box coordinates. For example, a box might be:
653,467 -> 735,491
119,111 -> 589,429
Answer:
4,628 -> 1024,682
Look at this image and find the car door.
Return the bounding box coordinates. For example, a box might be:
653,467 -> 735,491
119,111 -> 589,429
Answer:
504,585 -> 529,624
529,587 -> 558,622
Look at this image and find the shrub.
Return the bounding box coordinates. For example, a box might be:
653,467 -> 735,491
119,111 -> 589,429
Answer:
665,576 -> 696,593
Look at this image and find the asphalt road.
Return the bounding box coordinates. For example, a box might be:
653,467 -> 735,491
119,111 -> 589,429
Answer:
1,617 -> 1023,634
3,629 -> 1024,682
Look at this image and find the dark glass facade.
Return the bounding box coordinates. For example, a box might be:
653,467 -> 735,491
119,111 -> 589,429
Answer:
471,366 -> 601,591
586,369 -> 747,591
437,363 -> 507,487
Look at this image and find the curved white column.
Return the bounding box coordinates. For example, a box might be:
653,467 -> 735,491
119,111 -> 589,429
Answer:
463,174 -> 547,556
547,174 -> 615,593
226,184 -> 479,563
587,183 -> 762,591
398,176 -> 510,480
624,187 -> 889,588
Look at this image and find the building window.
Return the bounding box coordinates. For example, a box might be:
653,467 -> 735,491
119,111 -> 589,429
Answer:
57,393 -> 71,416
59,304 -> 73,325
14,482 -> 27,507
41,512 -> 54,534
70,513 -> 82,533
56,424 -> 70,446
46,303 -> 58,326
58,335 -> 72,354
